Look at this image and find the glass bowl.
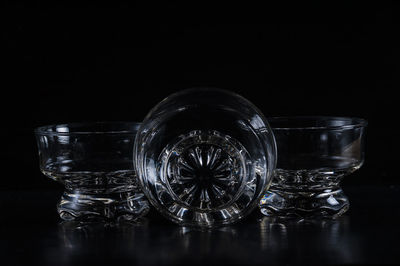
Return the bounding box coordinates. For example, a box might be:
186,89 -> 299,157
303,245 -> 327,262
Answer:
35,122 -> 150,221
259,116 -> 367,218
135,88 -> 277,227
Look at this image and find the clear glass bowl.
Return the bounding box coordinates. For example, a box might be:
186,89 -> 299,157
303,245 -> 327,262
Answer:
259,116 -> 367,218
135,88 -> 277,227
35,122 -> 150,221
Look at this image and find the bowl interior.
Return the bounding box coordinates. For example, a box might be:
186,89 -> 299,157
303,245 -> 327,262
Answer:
267,116 -> 367,130
35,122 -> 141,135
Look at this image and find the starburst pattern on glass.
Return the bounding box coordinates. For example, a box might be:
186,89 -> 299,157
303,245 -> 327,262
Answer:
158,130 -> 250,214
169,143 -> 241,210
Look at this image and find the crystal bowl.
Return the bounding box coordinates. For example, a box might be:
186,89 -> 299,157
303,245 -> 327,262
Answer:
259,116 -> 367,218
135,88 -> 276,227
35,122 -> 150,221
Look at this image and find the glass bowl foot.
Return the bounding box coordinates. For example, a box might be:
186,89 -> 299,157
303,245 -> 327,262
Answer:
57,189 -> 150,221
259,187 -> 349,219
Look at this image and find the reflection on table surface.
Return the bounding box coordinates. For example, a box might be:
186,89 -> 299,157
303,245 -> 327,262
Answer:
55,215 -> 361,265
1,186 -> 400,265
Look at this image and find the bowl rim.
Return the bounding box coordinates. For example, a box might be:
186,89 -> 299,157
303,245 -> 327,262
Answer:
34,121 -> 142,135
267,116 -> 368,130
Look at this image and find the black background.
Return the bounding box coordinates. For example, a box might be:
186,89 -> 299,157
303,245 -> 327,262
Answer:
1,2 -> 399,190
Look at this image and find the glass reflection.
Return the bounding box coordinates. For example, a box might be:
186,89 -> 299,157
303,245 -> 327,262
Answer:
53,215 -> 362,265
258,216 -> 362,264
56,219 -> 149,264
173,226 -> 238,253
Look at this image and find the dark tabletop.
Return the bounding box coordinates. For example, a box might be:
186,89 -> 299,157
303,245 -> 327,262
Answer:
1,185 -> 399,266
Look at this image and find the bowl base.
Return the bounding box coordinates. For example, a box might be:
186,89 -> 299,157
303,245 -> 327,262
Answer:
57,189 -> 150,222
259,187 -> 349,219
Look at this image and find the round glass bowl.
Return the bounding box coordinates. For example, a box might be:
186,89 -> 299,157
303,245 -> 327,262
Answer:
135,88 -> 277,227
259,116 -> 367,218
35,122 -> 150,221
